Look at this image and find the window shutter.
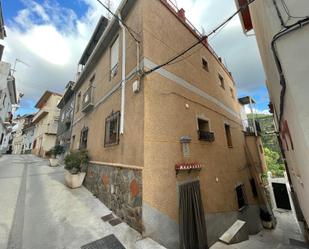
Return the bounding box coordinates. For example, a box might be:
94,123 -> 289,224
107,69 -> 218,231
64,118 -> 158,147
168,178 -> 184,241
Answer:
111,37 -> 119,70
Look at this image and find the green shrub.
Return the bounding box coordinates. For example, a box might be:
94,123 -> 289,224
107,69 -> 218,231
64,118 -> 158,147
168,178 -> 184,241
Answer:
47,145 -> 65,158
64,150 -> 89,174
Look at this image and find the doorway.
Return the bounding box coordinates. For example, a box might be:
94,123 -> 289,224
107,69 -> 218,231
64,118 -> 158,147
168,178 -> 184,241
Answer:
272,183 -> 291,210
179,180 -> 208,249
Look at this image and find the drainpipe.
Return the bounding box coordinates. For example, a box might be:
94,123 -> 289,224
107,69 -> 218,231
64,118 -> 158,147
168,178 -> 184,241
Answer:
119,14 -> 126,135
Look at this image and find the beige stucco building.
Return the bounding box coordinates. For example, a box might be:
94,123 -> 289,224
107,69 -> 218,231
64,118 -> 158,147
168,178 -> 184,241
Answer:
32,91 -> 62,157
236,0 -> 309,238
71,0 -> 268,247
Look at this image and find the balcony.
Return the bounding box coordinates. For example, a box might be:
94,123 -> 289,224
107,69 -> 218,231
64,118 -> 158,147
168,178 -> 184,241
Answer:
32,109 -> 48,123
82,86 -> 94,113
198,131 -> 215,142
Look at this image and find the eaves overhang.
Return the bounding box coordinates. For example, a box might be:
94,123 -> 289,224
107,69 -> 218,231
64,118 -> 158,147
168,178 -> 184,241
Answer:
32,110 -> 48,124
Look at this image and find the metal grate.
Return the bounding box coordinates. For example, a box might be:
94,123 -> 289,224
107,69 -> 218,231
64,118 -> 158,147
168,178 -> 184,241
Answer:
109,218 -> 123,226
101,213 -> 114,222
81,234 -> 125,249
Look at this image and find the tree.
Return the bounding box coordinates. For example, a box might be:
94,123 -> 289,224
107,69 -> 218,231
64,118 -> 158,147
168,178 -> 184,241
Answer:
264,147 -> 285,177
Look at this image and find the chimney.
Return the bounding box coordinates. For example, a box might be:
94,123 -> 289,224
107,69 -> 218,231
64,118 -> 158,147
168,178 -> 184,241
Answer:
218,57 -> 222,62
178,8 -> 186,20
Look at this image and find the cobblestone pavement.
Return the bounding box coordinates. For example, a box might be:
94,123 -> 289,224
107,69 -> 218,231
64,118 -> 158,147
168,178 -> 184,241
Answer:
0,154 -> 165,249
211,209 -> 308,249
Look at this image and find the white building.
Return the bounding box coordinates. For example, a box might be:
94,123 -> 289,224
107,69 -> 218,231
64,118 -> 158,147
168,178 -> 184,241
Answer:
21,116 -> 35,154
12,114 -> 34,154
236,0 -> 309,237
0,62 -> 17,154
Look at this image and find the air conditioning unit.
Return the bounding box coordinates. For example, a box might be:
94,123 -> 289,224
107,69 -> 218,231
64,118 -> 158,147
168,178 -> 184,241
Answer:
133,80 -> 140,93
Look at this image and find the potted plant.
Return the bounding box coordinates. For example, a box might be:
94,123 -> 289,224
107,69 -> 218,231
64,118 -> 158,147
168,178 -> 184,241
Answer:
47,145 -> 65,167
64,150 -> 89,188
260,208 -> 273,229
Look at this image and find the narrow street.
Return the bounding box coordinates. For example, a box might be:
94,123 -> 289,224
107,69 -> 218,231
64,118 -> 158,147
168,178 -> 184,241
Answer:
211,209 -> 308,249
0,155 -> 165,249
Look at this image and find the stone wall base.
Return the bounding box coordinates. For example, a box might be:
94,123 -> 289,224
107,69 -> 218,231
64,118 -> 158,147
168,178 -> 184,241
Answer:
84,163 -> 143,232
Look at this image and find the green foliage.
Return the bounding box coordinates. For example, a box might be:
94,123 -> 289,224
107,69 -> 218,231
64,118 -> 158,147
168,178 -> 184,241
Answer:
47,145 -> 65,158
53,145 -> 65,156
64,150 -> 89,174
264,147 -> 285,177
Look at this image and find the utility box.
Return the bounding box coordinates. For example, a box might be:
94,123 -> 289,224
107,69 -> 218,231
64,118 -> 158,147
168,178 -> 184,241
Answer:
133,80 -> 140,93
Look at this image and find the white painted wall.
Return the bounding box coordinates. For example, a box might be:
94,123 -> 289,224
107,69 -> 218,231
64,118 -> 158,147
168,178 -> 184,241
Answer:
248,0 -> 309,226
0,62 -> 13,153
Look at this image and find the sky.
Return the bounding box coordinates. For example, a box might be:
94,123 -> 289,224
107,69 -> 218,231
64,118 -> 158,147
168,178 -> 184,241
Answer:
1,0 -> 270,116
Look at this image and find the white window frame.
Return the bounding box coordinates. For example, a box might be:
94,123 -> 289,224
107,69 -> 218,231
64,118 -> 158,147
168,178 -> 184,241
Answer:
110,36 -> 119,78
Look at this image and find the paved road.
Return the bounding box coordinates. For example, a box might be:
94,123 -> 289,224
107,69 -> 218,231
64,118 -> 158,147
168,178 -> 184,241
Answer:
0,155 -> 165,249
211,209 -> 307,249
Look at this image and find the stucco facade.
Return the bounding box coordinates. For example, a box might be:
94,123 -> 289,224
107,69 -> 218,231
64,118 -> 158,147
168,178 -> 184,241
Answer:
237,0 -> 309,237
57,81 -> 75,153
32,91 -> 62,157
71,0 -> 268,247
0,61 -> 17,154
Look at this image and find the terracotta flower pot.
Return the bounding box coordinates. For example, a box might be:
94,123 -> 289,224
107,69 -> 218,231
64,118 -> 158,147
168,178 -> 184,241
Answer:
262,220 -> 273,229
64,171 -> 86,189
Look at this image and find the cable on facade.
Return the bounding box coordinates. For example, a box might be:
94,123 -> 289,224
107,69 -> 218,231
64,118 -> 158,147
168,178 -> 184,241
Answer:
271,17 -> 309,131
95,0 -> 140,43
280,0 -> 309,20
143,0 -> 257,76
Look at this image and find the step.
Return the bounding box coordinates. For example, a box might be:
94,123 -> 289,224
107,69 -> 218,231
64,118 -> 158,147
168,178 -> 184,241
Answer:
219,220 -> 249,244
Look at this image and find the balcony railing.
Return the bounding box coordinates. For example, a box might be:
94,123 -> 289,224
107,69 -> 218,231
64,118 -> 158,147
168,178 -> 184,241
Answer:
198,131 -> 215,142
244,119 -> 262,136
82,86 -> 94,113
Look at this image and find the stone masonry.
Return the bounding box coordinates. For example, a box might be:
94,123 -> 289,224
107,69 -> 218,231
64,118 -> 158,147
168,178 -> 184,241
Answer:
84,163 -> 143,232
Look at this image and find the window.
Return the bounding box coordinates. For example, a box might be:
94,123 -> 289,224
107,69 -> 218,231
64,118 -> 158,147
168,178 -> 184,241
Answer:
71,135 -> 75,150
197,118 -> 215,142
110,37 -> 119,78
230,87 -> 235,99
250,178 -> 258,197
104,111 -> 120,146
198,118 -> 210,132
202,58 -> 209,72
80,127 -> 88,149
224,123 -> 233,147
218,74 -> 225,89
0,133 -> 4,145
76,92 -> 81,113
236,184 -> 247,209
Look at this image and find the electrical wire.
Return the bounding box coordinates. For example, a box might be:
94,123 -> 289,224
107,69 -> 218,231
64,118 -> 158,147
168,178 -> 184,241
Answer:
280,0 -> 309,20
94,0 -> 140,43
271,17 -> 309,130
144,0 -> 256,76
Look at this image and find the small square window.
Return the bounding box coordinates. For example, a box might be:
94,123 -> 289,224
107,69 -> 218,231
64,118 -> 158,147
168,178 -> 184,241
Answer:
76,92 -> 81,113
202,58 -> 209,72
197,118 -> 214,142
110,37 -> 119,79
230,87 -> 235,99
80,127 -> 88,150
104,111 -> 120,147
236,184 -> 247,209
250,178 -> 258,197
219,74 -> 225,89
225,124 -> 233,147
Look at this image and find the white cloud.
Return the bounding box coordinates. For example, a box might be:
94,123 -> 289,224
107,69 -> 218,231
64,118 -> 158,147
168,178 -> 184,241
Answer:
2,0 -> 267,114
20,25 -> 71,65
245,105 -> 270,115
2,0 -> 112,111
